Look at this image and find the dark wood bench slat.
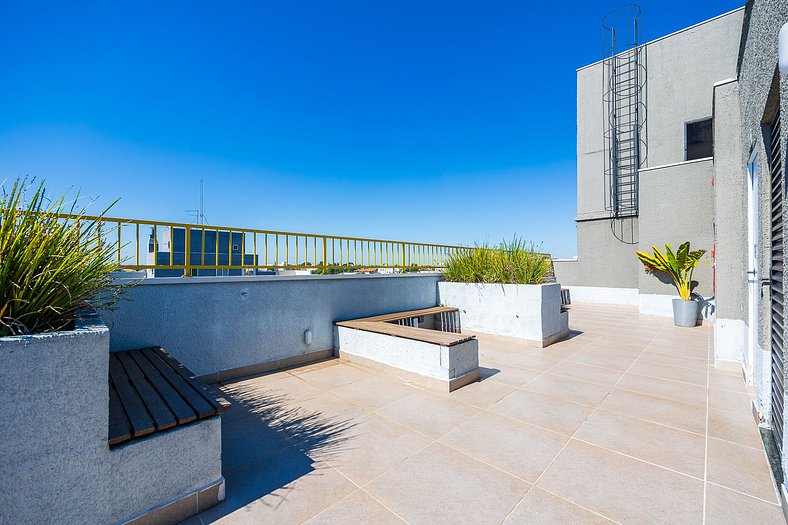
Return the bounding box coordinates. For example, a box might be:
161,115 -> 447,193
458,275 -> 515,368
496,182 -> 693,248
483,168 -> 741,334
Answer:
150,347 -> 231,413
142,348 -> 217,418
108,382 -> 132,446
116,351 -> 178,432
129,349 -> 198,425
339,320 -> 475,346
109,354 -> 156,439
343,306 -> 459,324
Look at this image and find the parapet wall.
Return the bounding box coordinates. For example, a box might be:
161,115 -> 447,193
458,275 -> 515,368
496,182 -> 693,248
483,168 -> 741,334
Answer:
104,273 -> 442,380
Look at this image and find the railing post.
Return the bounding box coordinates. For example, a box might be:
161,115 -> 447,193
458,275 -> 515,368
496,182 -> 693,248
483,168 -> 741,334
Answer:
323,237 -> 328,272
184,226 -> 192,277
401,243 -> 406,271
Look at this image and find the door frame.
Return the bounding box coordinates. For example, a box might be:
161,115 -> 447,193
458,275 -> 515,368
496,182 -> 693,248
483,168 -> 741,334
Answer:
747,147 -> 761,383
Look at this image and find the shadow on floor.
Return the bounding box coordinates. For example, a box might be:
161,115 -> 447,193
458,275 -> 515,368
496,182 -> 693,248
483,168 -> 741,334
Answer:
197,385 -> 357,522
479,366 -> 501,380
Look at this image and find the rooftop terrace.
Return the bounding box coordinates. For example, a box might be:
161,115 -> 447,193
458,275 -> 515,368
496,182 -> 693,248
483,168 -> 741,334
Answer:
184,303 -> 782,525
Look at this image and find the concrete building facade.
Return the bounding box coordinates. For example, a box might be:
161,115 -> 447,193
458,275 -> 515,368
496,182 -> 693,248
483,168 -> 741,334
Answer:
555,1 -> 788,506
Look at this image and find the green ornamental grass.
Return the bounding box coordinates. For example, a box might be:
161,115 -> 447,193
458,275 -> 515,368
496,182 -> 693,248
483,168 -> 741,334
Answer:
443,237 -> 551,285
0,178 -> 126,336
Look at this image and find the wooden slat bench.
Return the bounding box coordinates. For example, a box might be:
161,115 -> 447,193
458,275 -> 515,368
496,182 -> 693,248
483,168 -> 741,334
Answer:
108,347 -> 230,446
336,306 -> 473,346
335,306 -> 479,391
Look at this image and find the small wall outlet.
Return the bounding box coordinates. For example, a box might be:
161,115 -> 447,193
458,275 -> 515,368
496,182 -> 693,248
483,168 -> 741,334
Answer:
304,329 -> 313,345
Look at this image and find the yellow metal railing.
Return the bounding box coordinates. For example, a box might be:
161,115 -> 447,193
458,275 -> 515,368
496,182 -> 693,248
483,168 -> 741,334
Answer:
55,213 -> 471,276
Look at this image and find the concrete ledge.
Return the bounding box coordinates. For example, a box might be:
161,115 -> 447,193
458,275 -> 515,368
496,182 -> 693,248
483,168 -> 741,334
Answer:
560,286 -> 639,306
199,348 -> 334,383
119,477 -> 225,525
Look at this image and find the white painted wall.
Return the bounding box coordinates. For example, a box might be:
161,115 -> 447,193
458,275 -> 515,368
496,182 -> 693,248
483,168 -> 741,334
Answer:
561,286 -> 639,306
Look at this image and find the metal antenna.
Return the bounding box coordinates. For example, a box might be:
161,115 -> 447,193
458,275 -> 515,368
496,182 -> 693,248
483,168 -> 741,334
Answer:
185,179 -> 209,225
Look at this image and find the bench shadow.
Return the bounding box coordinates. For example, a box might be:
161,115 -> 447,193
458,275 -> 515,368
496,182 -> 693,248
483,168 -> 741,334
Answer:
197,386 -> 357,522
479,366 -> 501,380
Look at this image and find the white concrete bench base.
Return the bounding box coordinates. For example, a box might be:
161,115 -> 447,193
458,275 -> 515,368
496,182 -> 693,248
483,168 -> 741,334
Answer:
336,326 -> 480,392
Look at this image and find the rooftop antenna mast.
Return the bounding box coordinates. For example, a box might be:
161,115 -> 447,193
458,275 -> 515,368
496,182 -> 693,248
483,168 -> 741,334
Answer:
185,178 -> 209,225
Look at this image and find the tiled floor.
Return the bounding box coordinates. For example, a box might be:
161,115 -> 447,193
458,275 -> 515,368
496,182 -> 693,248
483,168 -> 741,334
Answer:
187,303 -> 784,524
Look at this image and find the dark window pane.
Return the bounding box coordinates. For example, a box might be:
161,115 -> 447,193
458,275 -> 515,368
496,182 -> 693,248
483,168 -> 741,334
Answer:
686,118 -> 713,160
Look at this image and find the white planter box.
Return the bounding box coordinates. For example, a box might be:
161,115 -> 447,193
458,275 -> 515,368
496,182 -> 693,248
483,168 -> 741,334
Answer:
438,282 -> 569,347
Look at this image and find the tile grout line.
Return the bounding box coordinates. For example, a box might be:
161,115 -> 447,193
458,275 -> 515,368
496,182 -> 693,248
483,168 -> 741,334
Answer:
702,322 -> 712,525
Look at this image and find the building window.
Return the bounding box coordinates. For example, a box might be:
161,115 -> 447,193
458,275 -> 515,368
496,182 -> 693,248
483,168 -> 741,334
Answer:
686,118 -> 713,160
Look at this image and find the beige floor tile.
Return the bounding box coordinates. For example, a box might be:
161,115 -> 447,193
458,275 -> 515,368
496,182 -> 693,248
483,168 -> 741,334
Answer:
616,372 -> 707,406
207,459 -> 356,525
490,389 -> 594,436
566,350 -> 635,371
638,350 -> 709,371
575,410 -> 706,478
484,364 -> 541,388
304,490 -> 405,524
330,376 -> 419,410
225,373 -> 324,405
600,388 -> 707,434
503,487 -> 615,524
523,373 -> 612,407
375,390 -> 479,438
488,352 -> 562,373
537,440 -> 704,525
315,413 -> 432,485
708,387 -> 755,414
296,363 -> 372,390
440,411 -> 569,482
707,408 -> 764,449
645,341 -> 708,360
447,379 -> 517,409
706,437 -> 779,503
583,340 -> 645,358
364,442 -> 529,525
704,482 -> 785,524
544,361 -> 625,387
708,370 -> 748,393
629,359 -> 708,386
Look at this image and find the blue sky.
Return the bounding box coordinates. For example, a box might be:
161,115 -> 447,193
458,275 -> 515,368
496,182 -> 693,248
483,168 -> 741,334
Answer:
0,1 -> 742,257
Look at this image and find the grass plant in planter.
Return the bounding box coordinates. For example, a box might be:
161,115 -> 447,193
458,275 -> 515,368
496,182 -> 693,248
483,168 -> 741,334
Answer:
0,178 -> 126,336
443,238 -> 551,285
636,242 -> 706,327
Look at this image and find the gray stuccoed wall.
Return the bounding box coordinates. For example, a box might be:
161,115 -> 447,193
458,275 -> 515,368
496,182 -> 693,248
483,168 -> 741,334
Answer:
104,273 -> 442,377
737,0 -> 788,455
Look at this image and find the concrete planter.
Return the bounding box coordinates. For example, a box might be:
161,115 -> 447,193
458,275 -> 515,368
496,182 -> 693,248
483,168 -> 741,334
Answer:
438,282 -> 569,347
672,298 -> 700,327
0,312 -> 111,525
0,313 -> 224,525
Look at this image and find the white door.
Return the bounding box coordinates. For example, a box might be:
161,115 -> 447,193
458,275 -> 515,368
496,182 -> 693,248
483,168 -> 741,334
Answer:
747,150 -> 760,383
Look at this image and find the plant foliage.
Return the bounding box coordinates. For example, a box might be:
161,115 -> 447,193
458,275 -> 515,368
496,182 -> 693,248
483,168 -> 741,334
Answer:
0,178 -> 127,336
443,238 -> 551,285
636,242 -> 706,301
